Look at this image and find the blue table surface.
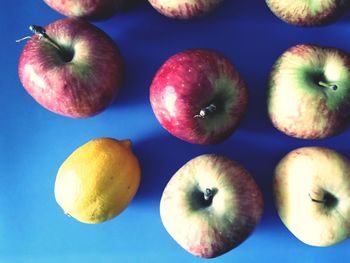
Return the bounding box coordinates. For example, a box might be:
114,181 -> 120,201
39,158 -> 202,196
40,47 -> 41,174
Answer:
1,1 -> 350,262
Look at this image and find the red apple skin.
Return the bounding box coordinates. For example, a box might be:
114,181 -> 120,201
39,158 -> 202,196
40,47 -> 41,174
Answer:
150,49 -> 248,145
18,18 -> 123,118
148,0 -> 224,19
43,0 -> 126,20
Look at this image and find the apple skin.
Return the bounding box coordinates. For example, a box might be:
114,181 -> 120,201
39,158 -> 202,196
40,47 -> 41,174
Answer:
273,147 -> 350,246
148,0 -> 224,19
43,0 -> 127,20
160,154 -> 263,258
150,49 -> 248,145
18,18 -> 123,118
267,44 -> 350,139
265,0 -> 349,26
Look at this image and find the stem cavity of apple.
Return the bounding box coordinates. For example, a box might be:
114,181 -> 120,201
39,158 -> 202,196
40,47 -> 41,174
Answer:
318,81 -> 338,91
16,25 -> 73,62
194,104 -> 217,119
204,188 -> 213,201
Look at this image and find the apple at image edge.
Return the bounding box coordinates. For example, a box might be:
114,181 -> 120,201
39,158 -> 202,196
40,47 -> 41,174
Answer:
43,0 -> 127,20
150,49 -> 248,145
148,0 -> 225,19
267,44 -> 350,139
18,18 -> 124,118
273,147 -> 350,246
160,154 -> 263,258
265,0 -> 350,26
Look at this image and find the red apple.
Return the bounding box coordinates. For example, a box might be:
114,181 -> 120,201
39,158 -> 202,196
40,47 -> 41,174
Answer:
160,154 -> 263,258
18,18 -> 123,118
43,0 -> 127,20
148,0 -> 224,19
150,49 -> 248,144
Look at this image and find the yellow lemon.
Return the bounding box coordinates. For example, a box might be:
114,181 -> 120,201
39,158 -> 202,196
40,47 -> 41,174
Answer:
54,138 -> 141,224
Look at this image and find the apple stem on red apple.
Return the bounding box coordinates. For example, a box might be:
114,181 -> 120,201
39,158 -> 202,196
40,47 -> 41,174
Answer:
194,104 -> 217,118
318,81 -> 338,91
17,25 -> 73,62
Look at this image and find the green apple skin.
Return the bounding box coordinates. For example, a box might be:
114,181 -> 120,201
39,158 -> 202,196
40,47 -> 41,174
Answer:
160,154 -> 263,258
273,147 -> 350,247
266,0 -> 349,26
267,44 -> 350,139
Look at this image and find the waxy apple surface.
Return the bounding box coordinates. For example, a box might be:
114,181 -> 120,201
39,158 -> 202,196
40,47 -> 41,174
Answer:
150,49 -> 248,144
160,154 -> 263,258
266,0 -> 349,26
273,147 -> 350,246
44,0 -> 126,20
18,18 -> 123,118
267,44 -> 350,139
148,0 -> 224,19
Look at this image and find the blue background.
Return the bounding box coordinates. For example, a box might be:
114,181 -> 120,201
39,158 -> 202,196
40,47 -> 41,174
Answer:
1,1 -> 350,262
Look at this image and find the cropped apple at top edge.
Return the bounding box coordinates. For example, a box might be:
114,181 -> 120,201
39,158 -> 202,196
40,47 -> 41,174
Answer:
266,0 -> 350,26
18,18 -> 124,118
43,0 -> 128,20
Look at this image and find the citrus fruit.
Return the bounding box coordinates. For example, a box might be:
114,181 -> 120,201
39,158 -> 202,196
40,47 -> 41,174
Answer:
54,137 -> 141,224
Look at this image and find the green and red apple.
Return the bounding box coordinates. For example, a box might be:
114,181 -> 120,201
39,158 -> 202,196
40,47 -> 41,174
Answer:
267,44 -> 350,139
266,0 -> 349,26
148,0 -> 224,19
150,49 -> 248,144
18,18 -> 123,118
273,147 -> 350,246
44,0 -> 127,20
160,154 -> 263,258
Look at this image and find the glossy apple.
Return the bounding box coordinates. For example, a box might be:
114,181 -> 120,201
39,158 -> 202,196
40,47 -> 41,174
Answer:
265,0 -> 349,26
43,0 -> 127,20
273,147 -> 350,246
267,44 -> 350,139
148,0 -> 224,19
18,18 -> 123,118
150,49 -> 248,144
160,154 -> 263,258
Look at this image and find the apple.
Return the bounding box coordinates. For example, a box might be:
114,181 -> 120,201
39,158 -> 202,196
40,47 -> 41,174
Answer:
265,0 -> 349,26
18,18 -> 123,118
150,49 -> 248,144
273,146 -> 350,246
267,44 -> 350,139
160,154 -> 263,258
148,0 -> 224,19
43,0 -> 127,20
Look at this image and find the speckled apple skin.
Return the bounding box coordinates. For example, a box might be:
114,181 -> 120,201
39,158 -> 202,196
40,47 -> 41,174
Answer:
148,0 -> 224,19
18,18 -> 123,118
44,0 -> 125,20
150,49 -> 248,145
266,0 -> 349,26
160,154 -> 263,258
267,44 -> 350,139
273,147 -> 350,246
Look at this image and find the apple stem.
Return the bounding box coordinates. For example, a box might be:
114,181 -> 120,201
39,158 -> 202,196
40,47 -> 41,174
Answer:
204,188 -> 213,201
308,193 -> 325,204
17,25 -> 72,62
318,81 -> 338,91
194,104 -> 216,118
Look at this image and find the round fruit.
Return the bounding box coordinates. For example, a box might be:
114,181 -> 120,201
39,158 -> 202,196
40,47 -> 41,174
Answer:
43,0 -> 126,20
273,147 -> 350,246
55,138 -> 141,224
150,49 -> 248,145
